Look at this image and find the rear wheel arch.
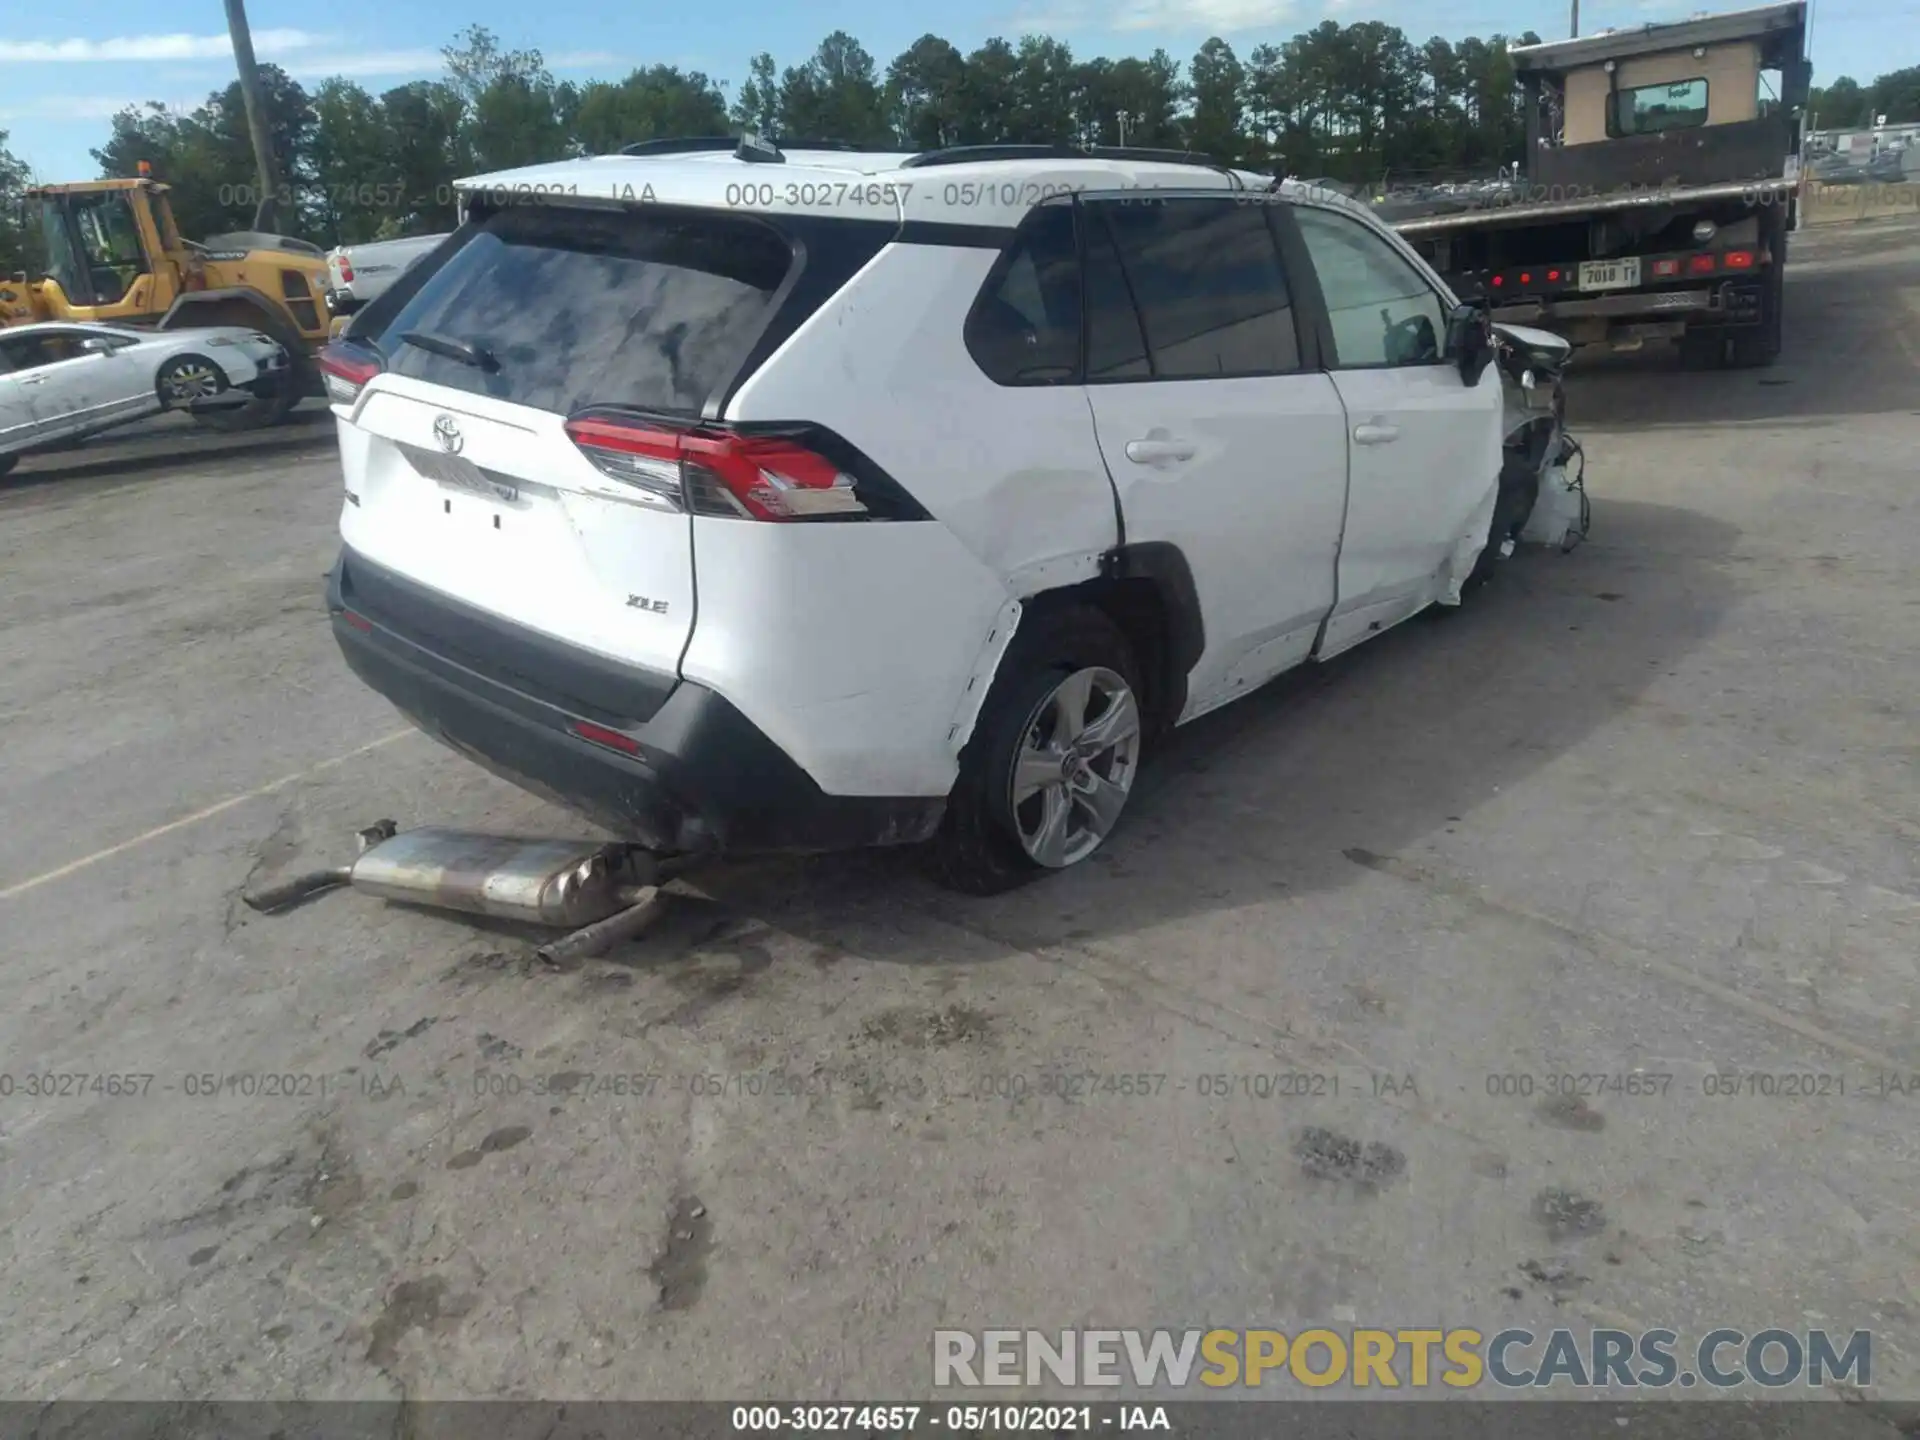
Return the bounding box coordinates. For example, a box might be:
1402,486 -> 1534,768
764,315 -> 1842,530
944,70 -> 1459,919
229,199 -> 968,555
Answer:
1000,545 -> 1203,743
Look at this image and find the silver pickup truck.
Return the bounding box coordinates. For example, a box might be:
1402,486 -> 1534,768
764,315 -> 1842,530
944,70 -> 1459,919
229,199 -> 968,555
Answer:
323,234 -> 449,336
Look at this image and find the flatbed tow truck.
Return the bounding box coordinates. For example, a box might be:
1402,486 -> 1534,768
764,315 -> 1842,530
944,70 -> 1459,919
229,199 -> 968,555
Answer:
1381,1 -> 1810,367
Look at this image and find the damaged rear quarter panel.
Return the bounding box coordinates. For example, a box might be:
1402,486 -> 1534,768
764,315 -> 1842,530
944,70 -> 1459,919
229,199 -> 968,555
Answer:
713,241 -> 1121,798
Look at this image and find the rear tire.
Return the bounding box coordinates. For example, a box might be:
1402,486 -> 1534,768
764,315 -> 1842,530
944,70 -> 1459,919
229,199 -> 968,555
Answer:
923,605 -> 1145,896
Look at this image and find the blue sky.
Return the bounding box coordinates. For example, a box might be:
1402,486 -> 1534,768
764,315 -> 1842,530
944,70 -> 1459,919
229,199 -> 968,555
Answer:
1,0 -> 1906,181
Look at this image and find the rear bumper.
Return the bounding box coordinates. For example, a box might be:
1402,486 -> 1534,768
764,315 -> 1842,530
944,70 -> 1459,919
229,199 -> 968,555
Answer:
1487,276 -> 1770,343
327,548 -> 946,856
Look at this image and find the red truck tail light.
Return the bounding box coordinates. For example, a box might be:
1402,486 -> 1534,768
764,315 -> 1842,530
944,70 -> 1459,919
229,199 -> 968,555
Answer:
565,415 -> 875,522
1722,249 -> 1755,269
1491,274 -> 1505,287
318,343 -> 381,405
1688,254 -> 1717,274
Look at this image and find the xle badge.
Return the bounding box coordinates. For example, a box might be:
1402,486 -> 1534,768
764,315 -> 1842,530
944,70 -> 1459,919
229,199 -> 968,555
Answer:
627,595 -> 669,615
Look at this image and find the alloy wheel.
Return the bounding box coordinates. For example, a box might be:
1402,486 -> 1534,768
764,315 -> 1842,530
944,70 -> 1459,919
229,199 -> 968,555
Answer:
1008,666 -> 1142,868
166,362 -> 222,402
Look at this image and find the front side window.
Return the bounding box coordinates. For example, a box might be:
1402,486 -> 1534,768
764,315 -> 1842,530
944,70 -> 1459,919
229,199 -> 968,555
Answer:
1292,205 -> 1447,369
966,202 -> 1081,385
1612,78 -> 1710,136
1091,197 -> 1301,380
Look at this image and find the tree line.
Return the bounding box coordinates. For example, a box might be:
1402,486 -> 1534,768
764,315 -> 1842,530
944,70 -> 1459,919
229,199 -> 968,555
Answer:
0,23 -> 1915,267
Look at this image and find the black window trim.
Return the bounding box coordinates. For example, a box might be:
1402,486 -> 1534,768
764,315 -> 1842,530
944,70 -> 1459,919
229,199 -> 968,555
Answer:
964,188 -> 1329,390
962,195 -> 1086,389
1280,198 -> 1459,375
1607,75 -> 1711,139
342,198 -> 899,424
1080,190 -> 1317,386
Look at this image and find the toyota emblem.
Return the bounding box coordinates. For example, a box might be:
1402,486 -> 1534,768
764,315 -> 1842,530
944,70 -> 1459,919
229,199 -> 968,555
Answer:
432,415 -> 464,454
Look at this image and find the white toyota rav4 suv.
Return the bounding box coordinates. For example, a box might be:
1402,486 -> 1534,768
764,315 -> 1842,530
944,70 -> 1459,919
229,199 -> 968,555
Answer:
322,140 -> 1568,893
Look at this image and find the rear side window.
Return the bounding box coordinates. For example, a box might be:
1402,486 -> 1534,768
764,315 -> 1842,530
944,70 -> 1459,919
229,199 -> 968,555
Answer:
965,202 -> 1081,385
1092,198 -> 1301,380
368,204 -> 793,415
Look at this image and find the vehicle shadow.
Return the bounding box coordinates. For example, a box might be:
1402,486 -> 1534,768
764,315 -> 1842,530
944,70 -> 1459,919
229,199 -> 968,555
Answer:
1567,218 -> 1920,428
691,496 -> 1743,967
2,404 -> 335,493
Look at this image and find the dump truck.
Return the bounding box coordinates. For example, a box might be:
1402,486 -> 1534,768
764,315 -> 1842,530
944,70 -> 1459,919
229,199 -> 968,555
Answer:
1381,1 -> 1810,367
0,175 -> 332,428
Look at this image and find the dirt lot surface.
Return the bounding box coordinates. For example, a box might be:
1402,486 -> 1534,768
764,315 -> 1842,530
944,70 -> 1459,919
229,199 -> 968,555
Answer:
1,218 -> 1916,1416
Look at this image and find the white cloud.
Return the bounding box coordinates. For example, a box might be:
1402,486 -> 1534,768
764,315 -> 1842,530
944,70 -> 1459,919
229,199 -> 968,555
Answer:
0,29 -> 324,63
282,47 -> 622,80
1005,0 -> 1298,32
1113,0 -> 1297,28
281,49 -> 449,79
0,95 -> 193,121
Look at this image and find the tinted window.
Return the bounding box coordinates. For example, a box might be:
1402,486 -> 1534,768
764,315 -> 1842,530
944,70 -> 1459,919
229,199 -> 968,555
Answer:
1093,197 -> 1300,380
1293,205 -> 1447,369
0,332 -> 83,370
967,202 -> 1081,385
1613,78 -> 1709,136
1083,212 -> 1150,380
369,204 -> 793,415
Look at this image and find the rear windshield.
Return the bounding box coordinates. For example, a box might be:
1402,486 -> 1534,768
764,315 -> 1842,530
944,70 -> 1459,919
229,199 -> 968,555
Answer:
367,204 -> 793,416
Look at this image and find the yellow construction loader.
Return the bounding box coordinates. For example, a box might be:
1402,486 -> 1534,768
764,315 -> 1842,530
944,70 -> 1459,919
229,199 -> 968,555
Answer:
0,170 -> 332,429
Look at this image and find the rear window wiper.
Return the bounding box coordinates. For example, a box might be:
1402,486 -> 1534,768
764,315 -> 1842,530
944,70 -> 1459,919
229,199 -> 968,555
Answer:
399,329 -> 498,371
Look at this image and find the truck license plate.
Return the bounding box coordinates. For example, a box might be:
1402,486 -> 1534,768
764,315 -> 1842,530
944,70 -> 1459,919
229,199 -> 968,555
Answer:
1579,258 -> 1642,292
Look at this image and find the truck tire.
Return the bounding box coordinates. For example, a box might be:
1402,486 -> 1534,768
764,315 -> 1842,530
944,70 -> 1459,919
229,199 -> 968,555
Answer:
189,364 -> 302,433
159,295 -> 310,432
1726,259 -> 1784,369
1677,327 -> 1726,368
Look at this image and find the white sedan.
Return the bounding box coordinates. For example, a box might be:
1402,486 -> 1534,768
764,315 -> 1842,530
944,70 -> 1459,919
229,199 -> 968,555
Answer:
0,322 -> 289,473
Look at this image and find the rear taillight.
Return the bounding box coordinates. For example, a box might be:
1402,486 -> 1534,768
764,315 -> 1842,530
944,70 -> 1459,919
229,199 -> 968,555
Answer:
318,343 -> 380,405
565,416 -> 868,521
338,256 -> 356,283
1722,249 -> 1755,269
1688,254 -> 1717,274
1653,258 -> 1681,278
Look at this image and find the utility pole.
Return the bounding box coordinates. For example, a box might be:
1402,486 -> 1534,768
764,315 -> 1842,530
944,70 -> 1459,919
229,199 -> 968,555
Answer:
224,0 -> 284,233
1570,0 -> 1579,36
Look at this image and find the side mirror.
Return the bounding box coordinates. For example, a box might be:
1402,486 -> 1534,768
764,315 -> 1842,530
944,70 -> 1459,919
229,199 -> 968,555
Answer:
81,336 -> 115,355
1447,300 -> 1494,385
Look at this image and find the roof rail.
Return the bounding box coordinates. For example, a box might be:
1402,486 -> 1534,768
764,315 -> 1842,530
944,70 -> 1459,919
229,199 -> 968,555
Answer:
619,135 -> 899,160
898,143 -> 1245,186
619,137 -> 739,156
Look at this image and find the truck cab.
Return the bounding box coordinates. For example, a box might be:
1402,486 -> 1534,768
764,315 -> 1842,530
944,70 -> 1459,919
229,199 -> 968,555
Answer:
1391,1 -> 1810,367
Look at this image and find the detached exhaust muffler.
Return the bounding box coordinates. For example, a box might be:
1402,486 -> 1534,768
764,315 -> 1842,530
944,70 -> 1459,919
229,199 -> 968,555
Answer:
242,822 -> 680,964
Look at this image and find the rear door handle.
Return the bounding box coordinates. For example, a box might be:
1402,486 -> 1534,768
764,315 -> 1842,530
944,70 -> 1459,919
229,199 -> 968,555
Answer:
19,376 -> 47,386
1125,432 -> 1197,467
1352,422 -> 1401,445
